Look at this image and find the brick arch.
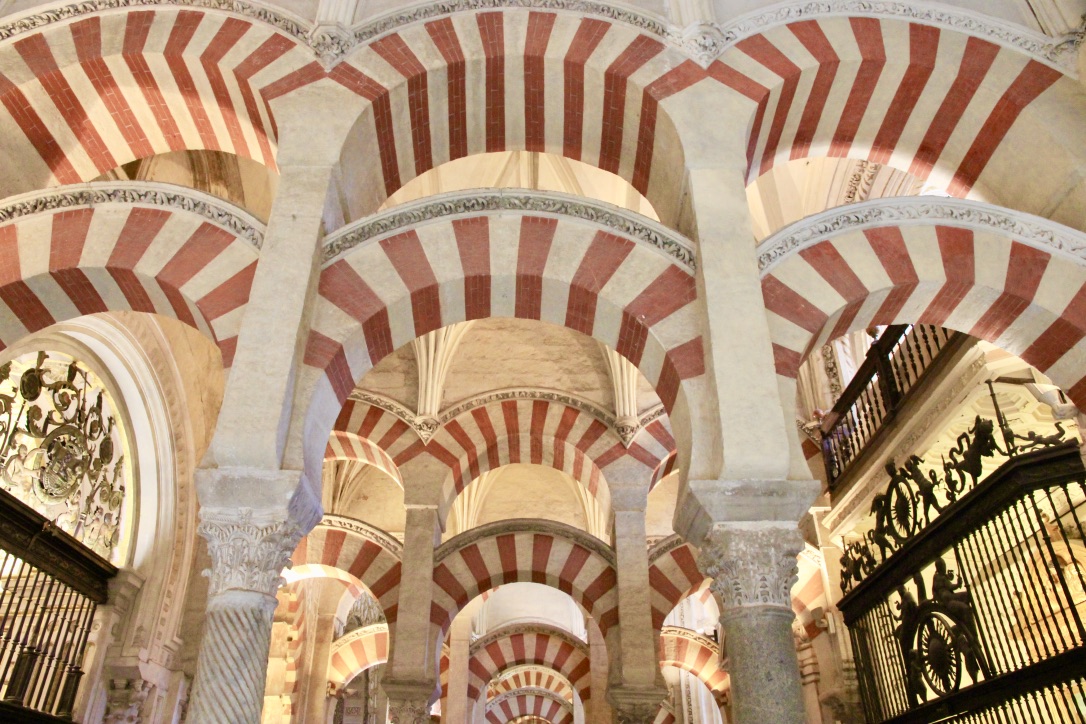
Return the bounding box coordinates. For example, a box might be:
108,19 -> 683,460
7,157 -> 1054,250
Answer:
0,185 -> 261,364
485,688 -> 574,724
289,515 -> 403,624
759,198 -> 1086,406
324,9 -> 702,226
325,430 -> 404,487
658,627 -> 729,705
0,9 -> 319,196
295,198 -> 704,492
328,624 -> 389,689
648,537 -> 709,631
710,16 -> 1086,220
467,625 -> 592,704
430,521 -> 619,638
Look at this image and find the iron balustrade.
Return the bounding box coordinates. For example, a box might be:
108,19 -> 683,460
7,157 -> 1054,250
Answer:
822,325 -> 957,490
0,489 -> 114,721
839,435 -> 1086,723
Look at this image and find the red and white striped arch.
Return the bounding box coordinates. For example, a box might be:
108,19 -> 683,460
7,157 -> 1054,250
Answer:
0,187 -> 260,363
648,538 -> 710,630
655,711 -> 677,724
328,624 -> 389,689
0,9 -> 318,195
431,522 -> 619,637
317,10 -> 704,223
467,626 -> 591,703
289,516 -> 402,624
325,429 -> 404,487
489,667 -> 575,703
485,689 -> 574,724
711,17 -> 1084,204
759,199 -> 1086,406
658,627 -> 729,704
299,205 -> 703,485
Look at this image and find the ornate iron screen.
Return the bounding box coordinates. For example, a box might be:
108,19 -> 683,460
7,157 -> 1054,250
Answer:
839,416 -> 1086,722
0,352 -> 122,721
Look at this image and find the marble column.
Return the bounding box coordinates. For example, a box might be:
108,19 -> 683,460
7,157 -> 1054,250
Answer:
697,523 -> 805,724
303,612 -> 337,722
442,614 -> 472,722
186,507 -> 307,724
608,494 -> 668,723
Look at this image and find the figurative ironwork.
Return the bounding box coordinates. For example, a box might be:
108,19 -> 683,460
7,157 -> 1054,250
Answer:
0,352 -> 127,560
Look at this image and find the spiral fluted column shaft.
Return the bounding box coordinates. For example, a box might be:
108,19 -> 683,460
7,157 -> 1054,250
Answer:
187,591 -> 278,723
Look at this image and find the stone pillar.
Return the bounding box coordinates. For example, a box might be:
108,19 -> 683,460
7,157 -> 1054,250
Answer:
442,614 -> 472,722
186,507 -> 307,724
698,524 -> 805,724
303,612 -> 337,722
796,633 -> 823,724
608,490 -> 667,722
383,505 -> 440,719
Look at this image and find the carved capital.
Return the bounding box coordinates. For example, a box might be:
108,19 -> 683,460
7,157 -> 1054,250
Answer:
697,524 -> 803,609
385,699 -> 432,724
198,508 -> 305,599
608,686 -> 667,724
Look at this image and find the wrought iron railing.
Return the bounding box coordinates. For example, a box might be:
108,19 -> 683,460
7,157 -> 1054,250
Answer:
822,325 -> 958,490
838,413 -> 1086,722
0,489 -> 114,721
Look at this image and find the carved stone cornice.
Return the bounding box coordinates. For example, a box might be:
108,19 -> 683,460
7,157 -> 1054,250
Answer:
436,518 -> 616,566
198,507 -> 305,599
697,524 -> 803,609
757,197 -> 1086,275
322,189 -> 696,271
319,513 -> 403,558
469,622 -> 588,658
349,386 -> 668,448
3,0 -> 1081,77
0,182 -> 264,249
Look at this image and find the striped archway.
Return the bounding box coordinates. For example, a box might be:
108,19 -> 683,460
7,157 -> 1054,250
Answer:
288,515 -> 403,624
467,624 -> 592,704
293,191 -> 704,489
710,16 -> 1086,225
648,536 -> 710,631
328,623 -> 389,690
760,197 -> 1086,406
0,183 -> 261,363
0,8 -> 319,196
431,521 -> 618,639
485,688 -> 574,724
658,627 -> 729,705
489,666 -> 576,703
318,8 -> 702,225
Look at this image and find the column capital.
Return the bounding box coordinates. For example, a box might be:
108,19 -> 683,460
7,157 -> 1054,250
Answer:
697,522 -> 804,610
608,685 -> 667,723
197,506 -> 308,600
383,680 -> 436,724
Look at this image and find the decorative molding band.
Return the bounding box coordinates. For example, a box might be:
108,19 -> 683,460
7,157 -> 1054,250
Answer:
648,533 -> 693,565
349,386 -> 669,448
322,189 -> 696,272
0,182 -> 265,249
756,196 -> 1086,275
470,622 -> 589,658
487,687 -> 574,712
331,622 -> 389,649
318,514 -> 404,558
435,518 -> 616,567
660,625 -> 720,653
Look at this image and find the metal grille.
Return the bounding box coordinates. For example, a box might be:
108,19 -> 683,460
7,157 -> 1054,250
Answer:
841,445 -> 1086,723
0,546 -> 97,718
